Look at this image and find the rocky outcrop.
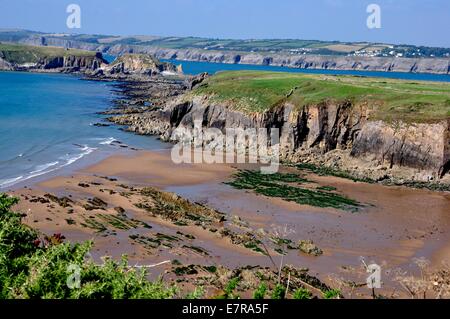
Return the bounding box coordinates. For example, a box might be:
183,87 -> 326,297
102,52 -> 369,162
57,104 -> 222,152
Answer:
102,53 -> 180,77
110,94 -> 450,182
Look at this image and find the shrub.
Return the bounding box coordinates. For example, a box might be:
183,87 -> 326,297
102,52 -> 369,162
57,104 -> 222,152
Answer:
216,277 -> 240,299
271,284 -> 286,300
323,289 -> 341,299
253,283 -> 267,299
293,287 -> 313,299
186,286 -> 205,299
0,194 -> 177,299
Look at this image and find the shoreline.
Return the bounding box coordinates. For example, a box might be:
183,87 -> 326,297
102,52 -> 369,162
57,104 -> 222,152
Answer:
161,57 -> 450,79
0,69 -> 175,192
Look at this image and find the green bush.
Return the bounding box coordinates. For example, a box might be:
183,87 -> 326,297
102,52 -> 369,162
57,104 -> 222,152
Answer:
185,286 -> 205,299
253,283 -> 267,299
293,287 -> 312,299
271,284 -> 286,300
216,277 -> 240,299
0,193 -> 177,299
323,289 -> 341,299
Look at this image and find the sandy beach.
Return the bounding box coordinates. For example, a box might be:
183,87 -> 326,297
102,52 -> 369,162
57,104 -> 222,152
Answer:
7,148 -> 450,297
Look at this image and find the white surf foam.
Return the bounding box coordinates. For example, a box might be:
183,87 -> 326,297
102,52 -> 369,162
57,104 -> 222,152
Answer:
0,145 -> 97,189
99,137 -> 117,145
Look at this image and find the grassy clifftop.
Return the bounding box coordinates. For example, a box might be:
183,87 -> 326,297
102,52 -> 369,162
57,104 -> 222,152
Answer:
0,43 -> 97,64
192,71 -> 450,122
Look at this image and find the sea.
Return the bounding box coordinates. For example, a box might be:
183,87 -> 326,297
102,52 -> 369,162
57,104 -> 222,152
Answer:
1,59 -> 450,190
0,71 -> 166,190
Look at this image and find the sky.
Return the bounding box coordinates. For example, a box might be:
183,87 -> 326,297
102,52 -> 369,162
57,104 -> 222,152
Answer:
0,0 -> 449,47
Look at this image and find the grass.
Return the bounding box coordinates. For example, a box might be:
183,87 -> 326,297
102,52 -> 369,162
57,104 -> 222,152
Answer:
226,170 -> 361,212
0,43 -> 97,64
192,70 -> 450,122
293,288 -> 313,299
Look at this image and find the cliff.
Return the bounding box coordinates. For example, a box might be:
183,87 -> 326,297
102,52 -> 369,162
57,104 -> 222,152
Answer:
0,43 -> 107,72
112,97 -> 449,182
109,71 -> 450,183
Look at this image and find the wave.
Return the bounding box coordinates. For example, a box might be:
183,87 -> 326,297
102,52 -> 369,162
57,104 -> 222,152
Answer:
88,137 -> 118,146
0,145 -> 97,189
0,175 -> 25,188
63,145 -> 96,166
98,137 -> 117,145
29,161 -> 59,175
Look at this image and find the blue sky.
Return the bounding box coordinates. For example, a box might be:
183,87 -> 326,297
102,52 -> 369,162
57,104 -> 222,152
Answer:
0,0 -> 449,47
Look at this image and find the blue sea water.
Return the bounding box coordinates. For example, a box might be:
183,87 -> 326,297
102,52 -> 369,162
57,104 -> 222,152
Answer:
163,59 -> 450,82
0,71 -> 166,190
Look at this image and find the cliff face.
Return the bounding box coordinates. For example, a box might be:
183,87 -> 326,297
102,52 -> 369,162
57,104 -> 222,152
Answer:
39,53 -> 106,71
351,120 -> 450,178
110,95 -> 450,182
0,51 -> 107,72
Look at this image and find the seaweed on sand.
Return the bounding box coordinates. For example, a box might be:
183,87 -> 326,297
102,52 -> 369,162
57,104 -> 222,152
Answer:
226,170 -> 361,212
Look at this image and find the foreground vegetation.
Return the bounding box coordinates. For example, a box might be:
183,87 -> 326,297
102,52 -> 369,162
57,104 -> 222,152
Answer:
0,193 -> 177,299
0,193 -> 335,299
192,71 -> 450,122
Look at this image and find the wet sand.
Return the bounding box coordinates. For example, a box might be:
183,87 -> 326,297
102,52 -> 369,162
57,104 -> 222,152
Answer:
9,149 -> 450,297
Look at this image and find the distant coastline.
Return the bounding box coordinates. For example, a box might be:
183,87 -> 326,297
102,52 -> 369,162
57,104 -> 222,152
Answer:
2,29 -> 450,75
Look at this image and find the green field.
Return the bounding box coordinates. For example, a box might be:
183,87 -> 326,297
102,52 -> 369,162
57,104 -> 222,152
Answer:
192,71 -> 450,122
0,43 -> 96,64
